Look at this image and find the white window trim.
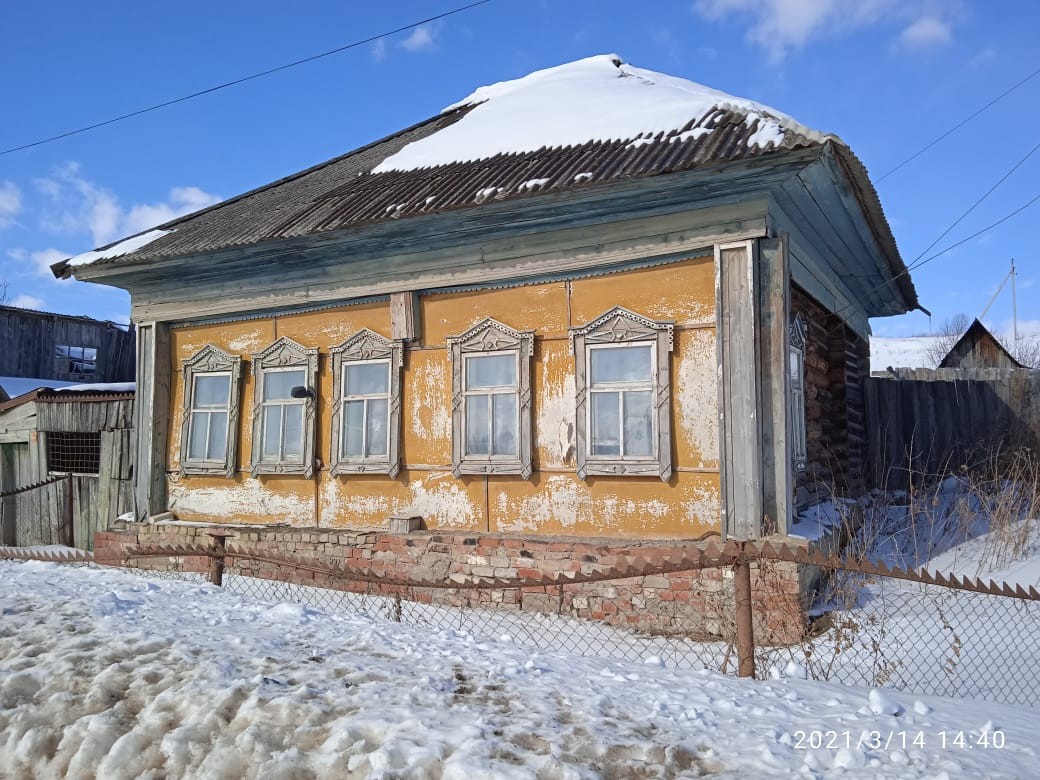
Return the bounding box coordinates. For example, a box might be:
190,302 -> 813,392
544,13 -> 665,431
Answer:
329,329 -> 403,477
179,344 -> 242,478
448,318 -> 534,478
571,307 -> 674,481
250,336 -> 318,478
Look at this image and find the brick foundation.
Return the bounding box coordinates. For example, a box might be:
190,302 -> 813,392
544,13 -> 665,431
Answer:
96,523 -> 813,644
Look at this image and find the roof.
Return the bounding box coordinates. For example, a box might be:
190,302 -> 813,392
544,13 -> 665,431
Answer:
0,304 -> 128,328
939,318 -> 1025,369
0,385 -> 135,414
51,55 -> 916,310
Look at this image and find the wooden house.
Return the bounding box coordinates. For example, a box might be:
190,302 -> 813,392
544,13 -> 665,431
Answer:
0,304 -> 136,398
53,55 -> 919,543
939,318 -> 1024,370
0,386 -> 134,549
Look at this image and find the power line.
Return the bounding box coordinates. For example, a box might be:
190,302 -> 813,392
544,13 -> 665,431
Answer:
876,64 -> 1040,182
0,0 -> 495,158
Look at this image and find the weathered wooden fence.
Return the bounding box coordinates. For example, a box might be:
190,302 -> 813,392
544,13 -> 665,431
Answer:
865,368 -> 1040,489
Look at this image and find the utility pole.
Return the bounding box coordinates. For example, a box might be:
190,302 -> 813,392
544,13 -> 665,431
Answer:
1011,258 -> 1018,344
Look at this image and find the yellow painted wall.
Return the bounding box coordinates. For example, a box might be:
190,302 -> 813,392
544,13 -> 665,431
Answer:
166,256 -> 721,537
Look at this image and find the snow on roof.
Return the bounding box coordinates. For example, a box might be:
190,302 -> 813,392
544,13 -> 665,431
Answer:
374,54 -> 827,173
0,377 -> 79,399
52,382 -> 136,393
67,228 -> 172,268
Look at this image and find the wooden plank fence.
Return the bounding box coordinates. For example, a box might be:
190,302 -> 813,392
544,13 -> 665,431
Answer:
865,368 -> 1040,489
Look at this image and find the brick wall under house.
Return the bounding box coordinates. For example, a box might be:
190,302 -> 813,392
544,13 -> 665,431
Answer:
791,285 -> 870,506
95,523 -> 815,644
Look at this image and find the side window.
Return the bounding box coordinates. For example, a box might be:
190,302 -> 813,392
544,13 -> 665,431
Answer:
250,337 -> 318,478
179,345 -> 242,477
789,312 -> 807,471
448,318 -> 534,478
330,329 -> 403,477
571,307 -> 674,481
56,345 -> 97,377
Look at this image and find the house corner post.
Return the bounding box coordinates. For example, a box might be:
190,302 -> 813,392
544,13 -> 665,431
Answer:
134,321 -> 172,520
716,240 -> 763,540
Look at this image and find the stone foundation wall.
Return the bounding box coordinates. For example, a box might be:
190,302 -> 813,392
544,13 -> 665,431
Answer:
96,523 -> 812,644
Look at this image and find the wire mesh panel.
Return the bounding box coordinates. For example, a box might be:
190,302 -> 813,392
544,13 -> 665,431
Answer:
45,433 -> 101,476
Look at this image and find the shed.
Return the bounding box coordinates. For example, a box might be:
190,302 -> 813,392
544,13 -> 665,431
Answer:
938,318 -> 1024,370
0,385 -> 135,549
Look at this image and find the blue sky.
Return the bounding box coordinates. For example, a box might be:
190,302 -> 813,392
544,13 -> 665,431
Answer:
1,0 -> 1037,338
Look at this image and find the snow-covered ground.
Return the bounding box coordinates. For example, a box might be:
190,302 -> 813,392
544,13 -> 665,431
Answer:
869,336 -> 940,372
2,560 -> 1038,779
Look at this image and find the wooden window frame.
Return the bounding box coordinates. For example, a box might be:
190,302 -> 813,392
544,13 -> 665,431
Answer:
789,312 -> 808,472
448,318 -> 534,478
178,344 -> 242,478
250,336 -> 319,478
571,307 -> 674,481
329,329 -> 403,478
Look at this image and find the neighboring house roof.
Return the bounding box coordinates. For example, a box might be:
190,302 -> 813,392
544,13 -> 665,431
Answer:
51,54 -> 917,312
0,304 -> 128,328
0,377 -> 80,400
939,318 -> 1025,369
0,383 -> 135,414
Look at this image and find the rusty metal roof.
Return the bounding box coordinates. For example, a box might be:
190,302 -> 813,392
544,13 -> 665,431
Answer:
54,106 -> 823,271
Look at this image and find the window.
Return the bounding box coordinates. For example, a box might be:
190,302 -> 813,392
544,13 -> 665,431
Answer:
56,345 -> 97,376
250,337 -> 318,478
46,432 -> 101,475
448,318 -> 534,478
571,307 -> 674,481
789,312 -> 808,471
330,329 -> 403,477
178,345 -> 242,477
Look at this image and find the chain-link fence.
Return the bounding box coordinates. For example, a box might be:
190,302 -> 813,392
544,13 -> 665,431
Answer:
4,540 -> 1038,707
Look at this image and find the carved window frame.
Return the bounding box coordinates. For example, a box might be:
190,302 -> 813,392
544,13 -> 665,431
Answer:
571,307 -> 674,481
329,329 -> 404,478
789,312 -> 808,472
179,344 -> 242,478
250,336 -> 319,478
448,318 -> 534,478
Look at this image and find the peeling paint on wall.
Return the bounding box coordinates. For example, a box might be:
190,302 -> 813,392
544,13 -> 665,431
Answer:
320,479 -> 392,525
169,478 -> 314,525
226,328 -> 268,354
536,373 -> 576,468
682,482 -> 722,528
400,472 -> 479,528
409,358 -> 451,442
501,475 -> 585,533
676,329 -> 719,468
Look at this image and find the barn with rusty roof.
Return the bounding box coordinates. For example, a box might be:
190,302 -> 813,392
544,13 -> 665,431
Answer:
54,54 -> 919,544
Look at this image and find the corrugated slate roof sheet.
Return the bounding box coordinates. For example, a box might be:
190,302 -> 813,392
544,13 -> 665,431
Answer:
58,106 -> 822,269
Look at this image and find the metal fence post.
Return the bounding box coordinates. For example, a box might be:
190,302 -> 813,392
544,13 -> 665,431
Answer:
207,531 -> 229,586
734,541 -> 756,678
63,474 -> 74,548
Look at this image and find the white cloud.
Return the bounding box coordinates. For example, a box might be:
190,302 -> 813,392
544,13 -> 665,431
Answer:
371,38 -> 387,63
966,46 -> 996,68
693,0 -> 956,61
35,163 -> 219,248
896,15 -> 952,49
10,293 -> 44,310
400,23 -> 437,52
6,247 -> 75,282
0,180 -> 23,229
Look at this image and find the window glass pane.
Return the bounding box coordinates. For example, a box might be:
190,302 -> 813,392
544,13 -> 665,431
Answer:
188,411 -> 209,460
282,404 -> 303,457
343,400 -> 364,457
623,391 -> 653,457
264,369 -> 305,400
262,406 -> 282,457
367,398 -> 389,457
590,391 -> 621,456
466,354 -> 515,389
207,411 -> 228,460
492,393 -> 518,455
590,345 -> 652,384
466,396 -> 490,455
789,349 -> 803,387
195,374 -> 230,407
345,362 -> 389,396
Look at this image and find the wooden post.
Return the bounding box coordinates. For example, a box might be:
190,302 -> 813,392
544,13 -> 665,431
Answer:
63,474 -> 74,548
208,531 -> 229,586
734,543 -> 756,678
